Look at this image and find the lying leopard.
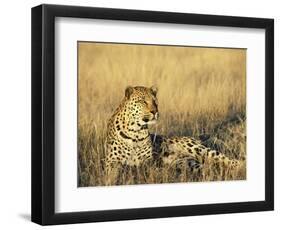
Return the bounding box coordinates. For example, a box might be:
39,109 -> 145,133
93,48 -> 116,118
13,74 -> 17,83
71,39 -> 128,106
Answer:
105,86 -> 242,185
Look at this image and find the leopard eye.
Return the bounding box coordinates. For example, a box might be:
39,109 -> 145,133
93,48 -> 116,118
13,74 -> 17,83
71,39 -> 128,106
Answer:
135,100 -> 147,105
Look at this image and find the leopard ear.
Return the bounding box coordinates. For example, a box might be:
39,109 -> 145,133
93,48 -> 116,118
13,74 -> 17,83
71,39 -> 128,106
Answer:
150,86 -> 158,96
125,86 -> 134,99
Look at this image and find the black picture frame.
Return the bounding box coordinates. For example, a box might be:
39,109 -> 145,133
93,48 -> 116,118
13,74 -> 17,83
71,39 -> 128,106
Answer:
31,4 -> 274,225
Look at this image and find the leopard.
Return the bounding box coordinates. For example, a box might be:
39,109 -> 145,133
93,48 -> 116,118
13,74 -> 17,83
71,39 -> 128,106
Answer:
105,86 -> 242,185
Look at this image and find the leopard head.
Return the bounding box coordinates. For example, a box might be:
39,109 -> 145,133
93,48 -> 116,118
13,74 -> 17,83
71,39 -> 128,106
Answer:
124,86 -> 159,126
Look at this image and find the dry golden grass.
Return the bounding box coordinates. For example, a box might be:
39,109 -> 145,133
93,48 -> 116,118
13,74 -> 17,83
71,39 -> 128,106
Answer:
78,42 -> 246,187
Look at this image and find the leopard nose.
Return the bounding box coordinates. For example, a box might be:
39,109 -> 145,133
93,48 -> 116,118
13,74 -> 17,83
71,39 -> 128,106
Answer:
155,112 -> 159,120
150,109 -> 158,115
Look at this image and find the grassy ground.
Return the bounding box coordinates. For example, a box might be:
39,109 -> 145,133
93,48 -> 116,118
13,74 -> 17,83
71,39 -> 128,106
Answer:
78,42 -> 246,187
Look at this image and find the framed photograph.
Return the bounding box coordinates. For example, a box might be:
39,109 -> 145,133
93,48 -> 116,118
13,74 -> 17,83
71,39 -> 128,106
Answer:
31,4 -> 274,225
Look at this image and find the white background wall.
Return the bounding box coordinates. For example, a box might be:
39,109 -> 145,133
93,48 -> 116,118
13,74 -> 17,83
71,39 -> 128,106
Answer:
0,0 -> 279,229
